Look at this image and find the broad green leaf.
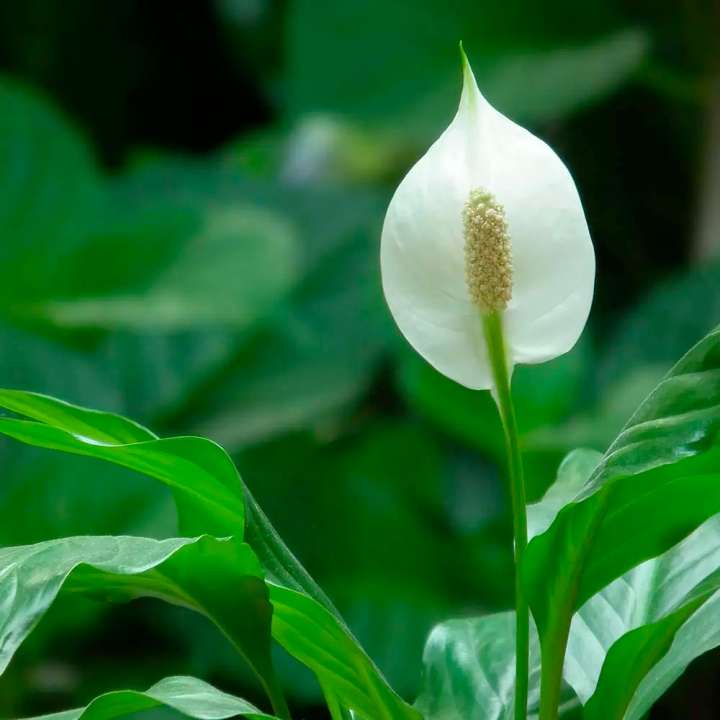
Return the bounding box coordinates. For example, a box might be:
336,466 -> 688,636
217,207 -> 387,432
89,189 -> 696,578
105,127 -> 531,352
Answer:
529,449 -> 720,718
0,390 -> 418,720
623,591 -> 720,719
0,389 -> 244,537
562,514 -> 720,719
416,612 -> 582,720
0,534 -> 285,715
524,327 -> 720,713
526,449 -> 602,539
530,263 -> 720,462
285,0 -> 646,141
415,612 -> 541,720
17,675 -> 276,720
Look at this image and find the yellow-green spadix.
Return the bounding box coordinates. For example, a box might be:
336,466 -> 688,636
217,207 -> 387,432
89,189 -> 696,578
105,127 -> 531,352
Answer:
381,49 -> 595,390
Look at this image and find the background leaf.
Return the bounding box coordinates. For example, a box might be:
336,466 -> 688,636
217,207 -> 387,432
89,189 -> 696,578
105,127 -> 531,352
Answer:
284,1 -> 647,143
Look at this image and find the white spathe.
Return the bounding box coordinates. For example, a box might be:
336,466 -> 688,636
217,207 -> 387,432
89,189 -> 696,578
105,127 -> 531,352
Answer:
381,50 -> 595,390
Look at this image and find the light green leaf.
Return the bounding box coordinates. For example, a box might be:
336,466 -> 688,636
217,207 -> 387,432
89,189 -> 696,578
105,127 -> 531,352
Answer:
523,326 -> 720,712
0,534 -> 285,715
526,448 -> 602,539
17,675 -> 277,720
0,83 -> 298,332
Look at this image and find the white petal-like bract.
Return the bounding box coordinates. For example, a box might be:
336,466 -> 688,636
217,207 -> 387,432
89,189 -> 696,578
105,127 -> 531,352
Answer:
381,50 -> 595,390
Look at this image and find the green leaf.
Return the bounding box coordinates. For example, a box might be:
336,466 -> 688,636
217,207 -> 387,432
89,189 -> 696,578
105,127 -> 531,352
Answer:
0,534 -> 285,715
416,611 -> 583,720
0,389 -> 244,537
17,675 -> 277,720
560,513 -> 720,719
621,591 -> 720,719
0,390 -> 418,720
416,612 -> 541,720
524,327 -> 720,713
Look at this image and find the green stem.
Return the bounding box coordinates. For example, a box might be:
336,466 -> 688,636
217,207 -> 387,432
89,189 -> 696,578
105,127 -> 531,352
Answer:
483,311 -> 529,720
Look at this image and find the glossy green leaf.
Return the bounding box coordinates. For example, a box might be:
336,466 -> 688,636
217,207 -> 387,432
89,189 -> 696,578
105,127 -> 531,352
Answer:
561,514 -> 720,719
0,534 -> 286,715
526,448 -> 720,719
416,612 -> 541,720
416,611 -> 584,720
0,389 -> 418,720
621,591 -> 720,719
17,675 -> 277,720
524,327 -> 720,713
0,389 -> 244,537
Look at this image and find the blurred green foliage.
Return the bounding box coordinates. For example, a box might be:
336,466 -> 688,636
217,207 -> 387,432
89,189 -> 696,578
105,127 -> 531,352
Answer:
0,0 -> 719,717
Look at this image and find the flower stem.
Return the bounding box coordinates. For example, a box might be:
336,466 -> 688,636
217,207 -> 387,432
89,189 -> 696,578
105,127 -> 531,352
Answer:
483,311 -> 529,720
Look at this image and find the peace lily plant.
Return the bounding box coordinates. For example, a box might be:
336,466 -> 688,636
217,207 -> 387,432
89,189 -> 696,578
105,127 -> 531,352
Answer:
2,45 -> 720,720
382,46 -> 595,720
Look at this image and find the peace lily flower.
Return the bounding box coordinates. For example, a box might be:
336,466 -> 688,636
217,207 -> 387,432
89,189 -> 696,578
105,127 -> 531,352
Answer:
381,48 -> 595,391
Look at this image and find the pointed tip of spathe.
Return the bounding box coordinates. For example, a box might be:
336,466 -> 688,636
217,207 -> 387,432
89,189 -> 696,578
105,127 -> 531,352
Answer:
457,41 -> 481,113
458,40 -> 471,77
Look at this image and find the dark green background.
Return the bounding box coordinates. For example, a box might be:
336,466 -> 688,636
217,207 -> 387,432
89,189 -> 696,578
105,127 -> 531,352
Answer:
0,1 -> 718,717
